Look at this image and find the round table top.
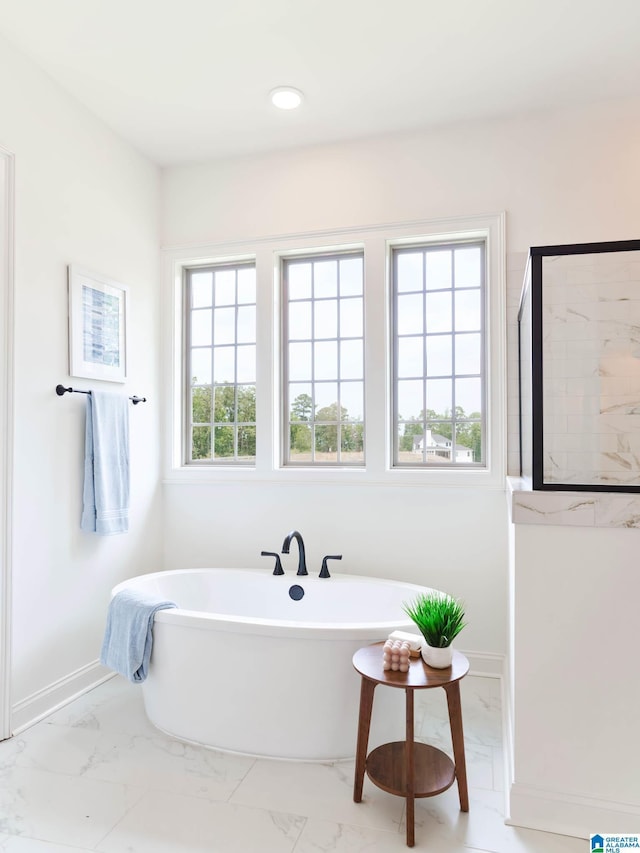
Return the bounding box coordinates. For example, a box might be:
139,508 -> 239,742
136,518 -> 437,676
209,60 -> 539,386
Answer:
352,642 -> 469,689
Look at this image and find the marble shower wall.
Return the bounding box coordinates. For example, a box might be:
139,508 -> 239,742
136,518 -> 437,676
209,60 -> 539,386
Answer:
541,249 -> 640,487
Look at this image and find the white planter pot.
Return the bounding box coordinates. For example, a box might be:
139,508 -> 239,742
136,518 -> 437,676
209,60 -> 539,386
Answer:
421,643 -> 453,669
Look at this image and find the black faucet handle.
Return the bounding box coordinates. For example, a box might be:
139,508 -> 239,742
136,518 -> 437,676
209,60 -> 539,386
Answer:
261,551 -> 285,575
319,554 -> 342,579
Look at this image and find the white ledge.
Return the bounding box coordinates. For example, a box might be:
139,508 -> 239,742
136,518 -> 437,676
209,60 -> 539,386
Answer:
506,477 -> 640,528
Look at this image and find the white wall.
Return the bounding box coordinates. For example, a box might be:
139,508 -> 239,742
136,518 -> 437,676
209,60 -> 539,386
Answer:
163,98 -> 640,251
0,33 -> 163,720
161,96 -> 640,665
509,519 -> 640,835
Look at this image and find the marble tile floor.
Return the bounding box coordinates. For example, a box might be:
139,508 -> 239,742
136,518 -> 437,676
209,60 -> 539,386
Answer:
0,674 -> 585,852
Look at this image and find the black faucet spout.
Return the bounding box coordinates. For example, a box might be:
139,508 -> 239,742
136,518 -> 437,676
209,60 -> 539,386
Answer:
281,530 -> 308,576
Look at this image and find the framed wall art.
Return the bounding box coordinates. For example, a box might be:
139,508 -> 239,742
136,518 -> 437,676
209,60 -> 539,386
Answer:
68,265 -> 128,383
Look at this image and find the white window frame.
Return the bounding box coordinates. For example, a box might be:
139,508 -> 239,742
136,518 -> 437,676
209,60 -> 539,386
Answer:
162,212 -> 505,487
391,238 -> 487,469
184,260 -> 257,466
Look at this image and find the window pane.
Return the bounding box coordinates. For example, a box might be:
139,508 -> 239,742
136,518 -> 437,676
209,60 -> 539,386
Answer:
288,262 -> 312,300
236,345 -> 256,383
425,292 -> 451,333
237,267 -> 256,303
213,426 -> 234,458
340,339 -> 363,380
454,246 -> 482,288
425,378 -> 452,416
396,423 -> 420,462
192,426 -> 211,459
340,297 -> 363,338
341,423 -> 364,462
397,337 -> 423,378
455,333 -> 481,375
398,379 -> 423,421
456,377 -> 482,414
191,309 -> 212,346
191,272 -> 212,307
339,257 -> 363,296
215,269 -> 236,305
213,347 -> 235,384
289,342 -> 312,381
314,260 -> 337,298
237,426 -> 256,460
214,385 -> 235,422
397,252 -> 423,292
340,381 -> 363,421
192,386 -> 211,423
289,423 -> 312,461
314,299 -> 338,339
289,302 -> 312,340
190,348 -> 211,385
289,384 -> 313,420
214,307 -> 235,344
237,305 -> 255,344
315,341 -> 338,380
315,425 -> 338,462
425,250 -> 452,290
397,294 -> 423,335
455,290 -> 481,331
426,335 -> 452,377
237,385 -> 256,422
453,422 -> 479,464
315,382 -> 338,413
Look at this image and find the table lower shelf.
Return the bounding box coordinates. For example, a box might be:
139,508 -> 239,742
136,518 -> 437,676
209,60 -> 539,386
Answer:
366,741 -> 456,798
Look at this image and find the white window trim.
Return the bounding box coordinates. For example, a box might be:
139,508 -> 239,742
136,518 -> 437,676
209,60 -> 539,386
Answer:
162,212 -> 506,488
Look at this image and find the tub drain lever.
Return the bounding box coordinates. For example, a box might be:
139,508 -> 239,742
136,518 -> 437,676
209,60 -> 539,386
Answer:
261,551 -> 284,575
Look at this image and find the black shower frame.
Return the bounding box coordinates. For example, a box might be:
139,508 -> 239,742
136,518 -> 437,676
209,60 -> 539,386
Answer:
529,238 -> 640,492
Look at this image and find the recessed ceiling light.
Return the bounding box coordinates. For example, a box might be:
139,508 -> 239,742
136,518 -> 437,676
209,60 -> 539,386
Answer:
270,87 -> 304,110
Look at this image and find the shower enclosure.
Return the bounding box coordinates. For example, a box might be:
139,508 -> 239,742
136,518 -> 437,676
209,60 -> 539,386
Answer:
519,239 -> 640,492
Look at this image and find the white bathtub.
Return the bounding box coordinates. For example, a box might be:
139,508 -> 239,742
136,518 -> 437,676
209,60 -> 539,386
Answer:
113,568 -> 434,760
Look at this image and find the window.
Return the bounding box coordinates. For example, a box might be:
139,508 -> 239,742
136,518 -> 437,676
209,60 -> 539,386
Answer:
283,252 -> 365,466
169,214 -> 504,484
185,262 -> 256,464
393,242 -> 485,467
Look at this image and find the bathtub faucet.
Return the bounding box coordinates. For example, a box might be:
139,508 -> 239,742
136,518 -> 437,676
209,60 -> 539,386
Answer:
281,530 -> 308,576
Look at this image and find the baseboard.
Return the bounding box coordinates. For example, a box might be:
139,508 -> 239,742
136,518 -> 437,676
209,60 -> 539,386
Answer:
462,649 -> 505,678
508,781 -> 640,839
11,659 -> 115,735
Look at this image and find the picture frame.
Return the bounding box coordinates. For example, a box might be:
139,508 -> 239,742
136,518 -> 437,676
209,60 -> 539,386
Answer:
68,265 -> 128,383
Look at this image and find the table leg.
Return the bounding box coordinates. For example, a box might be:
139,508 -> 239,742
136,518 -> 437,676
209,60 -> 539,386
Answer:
353,677 -> 376,803
444,681 -> 469,812
405,687 -> 415,847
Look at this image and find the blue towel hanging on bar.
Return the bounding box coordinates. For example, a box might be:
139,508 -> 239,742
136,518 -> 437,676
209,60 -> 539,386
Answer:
81,391 -> 130,535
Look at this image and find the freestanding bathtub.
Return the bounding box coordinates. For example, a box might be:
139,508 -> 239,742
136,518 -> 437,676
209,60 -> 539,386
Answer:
113,568 -> 435,760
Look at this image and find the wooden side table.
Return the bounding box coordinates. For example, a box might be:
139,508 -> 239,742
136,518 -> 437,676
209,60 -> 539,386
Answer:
352,643 -> 469,848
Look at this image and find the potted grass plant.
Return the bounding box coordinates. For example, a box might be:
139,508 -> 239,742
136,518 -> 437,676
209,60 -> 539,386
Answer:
403,592 -> 466,668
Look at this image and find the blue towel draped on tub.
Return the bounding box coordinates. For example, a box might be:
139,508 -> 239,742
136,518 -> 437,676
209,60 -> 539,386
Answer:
100,589 -> 177,683
81,390 -> 129,535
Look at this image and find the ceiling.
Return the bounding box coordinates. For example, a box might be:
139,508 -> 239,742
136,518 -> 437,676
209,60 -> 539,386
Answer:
1,0 -> 640,166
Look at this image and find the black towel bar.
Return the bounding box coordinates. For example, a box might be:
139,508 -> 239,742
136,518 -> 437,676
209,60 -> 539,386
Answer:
55,384 -> 147,405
